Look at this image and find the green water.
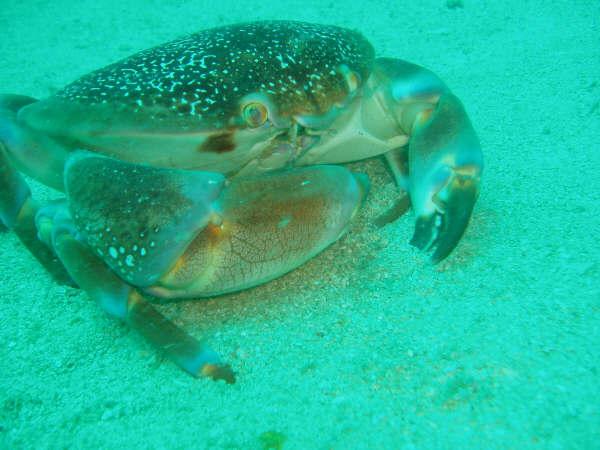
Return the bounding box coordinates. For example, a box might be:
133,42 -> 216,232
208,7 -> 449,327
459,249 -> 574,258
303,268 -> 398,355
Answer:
0,1 -> 598,448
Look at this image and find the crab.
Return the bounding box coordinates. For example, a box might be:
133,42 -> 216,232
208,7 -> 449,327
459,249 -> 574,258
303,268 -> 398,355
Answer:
0,21 -> 482,383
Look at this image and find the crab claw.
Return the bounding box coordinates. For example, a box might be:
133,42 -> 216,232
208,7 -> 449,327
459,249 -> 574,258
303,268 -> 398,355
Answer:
408,92 -> 483,263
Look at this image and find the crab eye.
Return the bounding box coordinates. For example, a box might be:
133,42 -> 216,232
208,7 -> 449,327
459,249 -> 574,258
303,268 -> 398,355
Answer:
242,102 -> 268,128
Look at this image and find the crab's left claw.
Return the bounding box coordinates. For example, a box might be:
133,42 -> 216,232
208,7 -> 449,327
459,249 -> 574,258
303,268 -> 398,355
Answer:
410,165 -> 480,263
370,59 -> 483,262
407,92 -> 483,263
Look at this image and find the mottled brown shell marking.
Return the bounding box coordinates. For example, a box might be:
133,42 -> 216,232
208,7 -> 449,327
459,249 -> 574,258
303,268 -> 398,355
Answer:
56,21 -> 375,129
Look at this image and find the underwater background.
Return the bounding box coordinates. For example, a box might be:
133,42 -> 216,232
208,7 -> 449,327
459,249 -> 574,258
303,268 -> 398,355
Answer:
0,0 -> 599,448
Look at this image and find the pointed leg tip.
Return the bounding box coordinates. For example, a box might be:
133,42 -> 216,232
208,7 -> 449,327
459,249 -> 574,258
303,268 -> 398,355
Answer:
373,195 -> 411,228
200,363 -> 236,384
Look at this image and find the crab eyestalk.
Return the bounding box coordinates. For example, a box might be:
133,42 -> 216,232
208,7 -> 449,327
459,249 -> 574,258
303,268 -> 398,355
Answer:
368,58 -> 483,262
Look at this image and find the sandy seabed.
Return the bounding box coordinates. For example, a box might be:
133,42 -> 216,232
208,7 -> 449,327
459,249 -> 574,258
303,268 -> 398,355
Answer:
1,1 -> 599,449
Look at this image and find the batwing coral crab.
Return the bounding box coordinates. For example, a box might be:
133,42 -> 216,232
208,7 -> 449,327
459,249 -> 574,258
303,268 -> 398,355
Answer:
0,21 -> 483,382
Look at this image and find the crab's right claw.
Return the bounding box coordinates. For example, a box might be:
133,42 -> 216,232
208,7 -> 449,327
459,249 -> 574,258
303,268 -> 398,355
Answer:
410,164 -> 480,263
408,92 -> 483,263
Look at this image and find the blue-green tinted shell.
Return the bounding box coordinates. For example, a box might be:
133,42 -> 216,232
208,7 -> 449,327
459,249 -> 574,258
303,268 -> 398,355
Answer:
55,21 -> 375,130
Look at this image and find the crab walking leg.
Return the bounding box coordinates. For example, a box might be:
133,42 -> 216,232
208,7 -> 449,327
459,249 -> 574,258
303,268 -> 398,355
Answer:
37,213 -> 235,383
39,219 -> 235,382
29,152 -> 236,381
0,142 -> 73,285
371,58 -> 483,262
